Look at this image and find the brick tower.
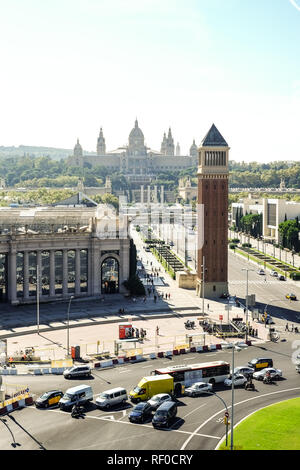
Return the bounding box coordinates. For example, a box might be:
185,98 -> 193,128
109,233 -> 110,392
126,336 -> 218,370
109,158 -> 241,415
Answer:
196,124 -> 229,299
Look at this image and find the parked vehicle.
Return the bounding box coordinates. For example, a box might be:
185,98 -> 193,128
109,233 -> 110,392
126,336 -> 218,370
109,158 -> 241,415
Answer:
63,365 -> 91,379
270,270 -> 278,277
147,393 -> 173,410
128,402 -> 153,423
286,293 -> 297,301
59,384 -> 93,411
184,382 -> 213,397
129,375 -> 174,403
253,367 -> 282,381
152,401 -> 177,428
35,390 -> 63,408
257,269 -> 265,275
96,387 -> 128,409
247,358 -> 273,371
224,374 -> 248,387
278,275 -> 285,281
296,364 -> 300,373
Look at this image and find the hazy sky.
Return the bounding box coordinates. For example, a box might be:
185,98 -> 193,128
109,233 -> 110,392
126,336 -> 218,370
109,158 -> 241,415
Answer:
0,0 -> 299,162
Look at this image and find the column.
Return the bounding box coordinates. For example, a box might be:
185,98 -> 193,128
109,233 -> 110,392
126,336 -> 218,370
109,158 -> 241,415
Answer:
153,185 -> 158,203
8,251 -> 17,304
49,250 -> 55,297
161,185 -> 164,204
147,185 -> 151,204
75,249 -> 81,295
141,185 -> 144,204
36,250 -> 42,297
62,249 -> 68,296
23,251 -> 29,299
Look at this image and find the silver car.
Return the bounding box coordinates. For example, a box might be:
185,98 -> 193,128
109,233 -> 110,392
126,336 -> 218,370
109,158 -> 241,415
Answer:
224,374 -> 248,387
185,382 -> 213,397
253,367 -> 282,381
63,365 -> 91,379
147,393 -> 173,410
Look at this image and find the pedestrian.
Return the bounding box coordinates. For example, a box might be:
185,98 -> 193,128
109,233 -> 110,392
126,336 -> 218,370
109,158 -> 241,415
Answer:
136,328 -> 139,338
207,303 -> 209,311
143,296 -> 146,303
285,323 -> 289,332
156,326 -> 159,335
165,293 -> 168,299
154,295 -> 157,303
168,293 -> 170,299
291,324 -> 294,333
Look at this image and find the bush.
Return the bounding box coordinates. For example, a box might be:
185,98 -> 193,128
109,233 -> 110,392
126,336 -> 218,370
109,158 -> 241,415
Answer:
242,243 -> 252,248
290,272 -> 300,280
229,243 -> 237,249
231,238 -> 240,243
123,275 -> 146,296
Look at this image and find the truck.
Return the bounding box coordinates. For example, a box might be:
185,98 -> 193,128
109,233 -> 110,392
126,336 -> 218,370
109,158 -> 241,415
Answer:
129,374 -> 174,403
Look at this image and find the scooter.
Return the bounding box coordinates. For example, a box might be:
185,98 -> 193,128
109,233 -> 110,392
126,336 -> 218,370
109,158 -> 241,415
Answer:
244,380 -> 255,391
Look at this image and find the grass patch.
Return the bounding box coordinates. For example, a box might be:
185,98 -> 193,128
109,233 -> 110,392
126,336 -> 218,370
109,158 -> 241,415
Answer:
219,398 -> 300,450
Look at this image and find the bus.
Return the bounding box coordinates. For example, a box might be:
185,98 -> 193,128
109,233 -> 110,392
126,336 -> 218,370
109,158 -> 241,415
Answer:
151,361 -> 230,395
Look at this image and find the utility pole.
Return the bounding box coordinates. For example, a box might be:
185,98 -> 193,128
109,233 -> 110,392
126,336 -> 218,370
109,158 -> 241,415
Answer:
36,264 -> 40,335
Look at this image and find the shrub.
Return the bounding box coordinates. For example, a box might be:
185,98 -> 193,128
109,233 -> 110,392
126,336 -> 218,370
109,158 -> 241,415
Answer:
229,243 -> 237,249
123,275 -> 146,296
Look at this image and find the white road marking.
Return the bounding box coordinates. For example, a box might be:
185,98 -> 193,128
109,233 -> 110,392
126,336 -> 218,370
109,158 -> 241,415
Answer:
180,386 -> 300,450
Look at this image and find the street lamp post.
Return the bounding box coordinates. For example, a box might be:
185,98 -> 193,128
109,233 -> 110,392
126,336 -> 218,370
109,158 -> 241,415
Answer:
36,264 -> 40,335
67,295 -> 74,357
242,268 -> 254,343
201,256 -> 207,315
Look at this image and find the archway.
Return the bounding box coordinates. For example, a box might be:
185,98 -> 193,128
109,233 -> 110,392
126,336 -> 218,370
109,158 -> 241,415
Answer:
101,257 -> 119,294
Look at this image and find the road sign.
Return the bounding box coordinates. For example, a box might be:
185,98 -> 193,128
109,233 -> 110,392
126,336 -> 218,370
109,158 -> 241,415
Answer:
219,315 -> 223,321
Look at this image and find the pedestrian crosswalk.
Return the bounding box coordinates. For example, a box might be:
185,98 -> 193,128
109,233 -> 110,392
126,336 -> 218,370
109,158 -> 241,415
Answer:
229,280 -> 280,285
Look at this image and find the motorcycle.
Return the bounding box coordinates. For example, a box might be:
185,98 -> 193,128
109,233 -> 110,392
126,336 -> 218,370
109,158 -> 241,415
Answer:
244,380 -> 255,391
263,375 -> 273,385
184,321 -> 195,330
71,404 -> 85,418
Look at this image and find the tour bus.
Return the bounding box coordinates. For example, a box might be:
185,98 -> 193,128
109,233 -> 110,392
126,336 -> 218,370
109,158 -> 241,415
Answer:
151,361 -> 230,395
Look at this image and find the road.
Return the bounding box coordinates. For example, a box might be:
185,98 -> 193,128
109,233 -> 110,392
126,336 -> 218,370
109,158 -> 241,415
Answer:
1,339 -> 299,450
228,250 -> 300,328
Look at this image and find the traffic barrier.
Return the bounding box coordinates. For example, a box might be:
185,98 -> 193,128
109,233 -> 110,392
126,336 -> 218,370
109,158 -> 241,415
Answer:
157,352 -> 164,358
33,369 -> 42,375
196,346 -> 203,352
202,345 -> 209,352
99,360 -> 113,368
129,356 -> 136,362
209,344 -> 216,351
190,347 -> 196,353
149,353 -> 157,360
216,344 -> 222,350
173,349 -> 179,355
117,357 -> 124,364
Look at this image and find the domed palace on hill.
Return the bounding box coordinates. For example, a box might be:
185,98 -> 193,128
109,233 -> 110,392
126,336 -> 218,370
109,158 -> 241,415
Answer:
68,119 -> 198,176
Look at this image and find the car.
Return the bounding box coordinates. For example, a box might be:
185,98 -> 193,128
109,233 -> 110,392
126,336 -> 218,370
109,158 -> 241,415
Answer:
224,374 -> 248,387
278,275 -> 285,281
296,364 -> 300,374
233,366 -> 255,378
35,390 -> 63,408
128,402 -> 153,423
286,293 -> 297,301
63,365 -> 92,379
270,270 -> 278,277
257,269 -> 265,275
147,393 -> 173,410
152,401 -> 177,428
253,367 -> 282,381
184,382 -> 213,397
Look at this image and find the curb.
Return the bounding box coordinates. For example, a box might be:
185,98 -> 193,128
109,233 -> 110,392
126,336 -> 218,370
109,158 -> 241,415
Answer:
0,341 -> 253,375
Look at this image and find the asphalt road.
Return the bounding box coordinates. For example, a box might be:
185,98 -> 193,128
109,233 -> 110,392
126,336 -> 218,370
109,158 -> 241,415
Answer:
1,338 -> 299,451
228,250 -> 300,327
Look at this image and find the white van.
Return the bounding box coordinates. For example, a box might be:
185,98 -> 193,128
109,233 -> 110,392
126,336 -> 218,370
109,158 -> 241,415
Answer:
96,387 -> 128,409
59,384 -> 93,411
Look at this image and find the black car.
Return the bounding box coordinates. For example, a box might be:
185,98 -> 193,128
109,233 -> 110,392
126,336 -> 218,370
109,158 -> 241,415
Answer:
128,402 -> 152,423
152,401 -> 177,428
35,390 -> 63,408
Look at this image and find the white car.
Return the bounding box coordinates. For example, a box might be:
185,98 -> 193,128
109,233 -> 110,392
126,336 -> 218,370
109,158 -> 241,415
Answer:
184,382 -> 213,397
270,270 -> 278,277
147,393 -> 173,410
224,374 -> 248,387
253,368 -> 282,381
257,269 -> 265,275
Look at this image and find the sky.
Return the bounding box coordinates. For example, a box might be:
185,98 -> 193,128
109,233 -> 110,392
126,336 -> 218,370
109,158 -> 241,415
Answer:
0,0 -> 299,162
